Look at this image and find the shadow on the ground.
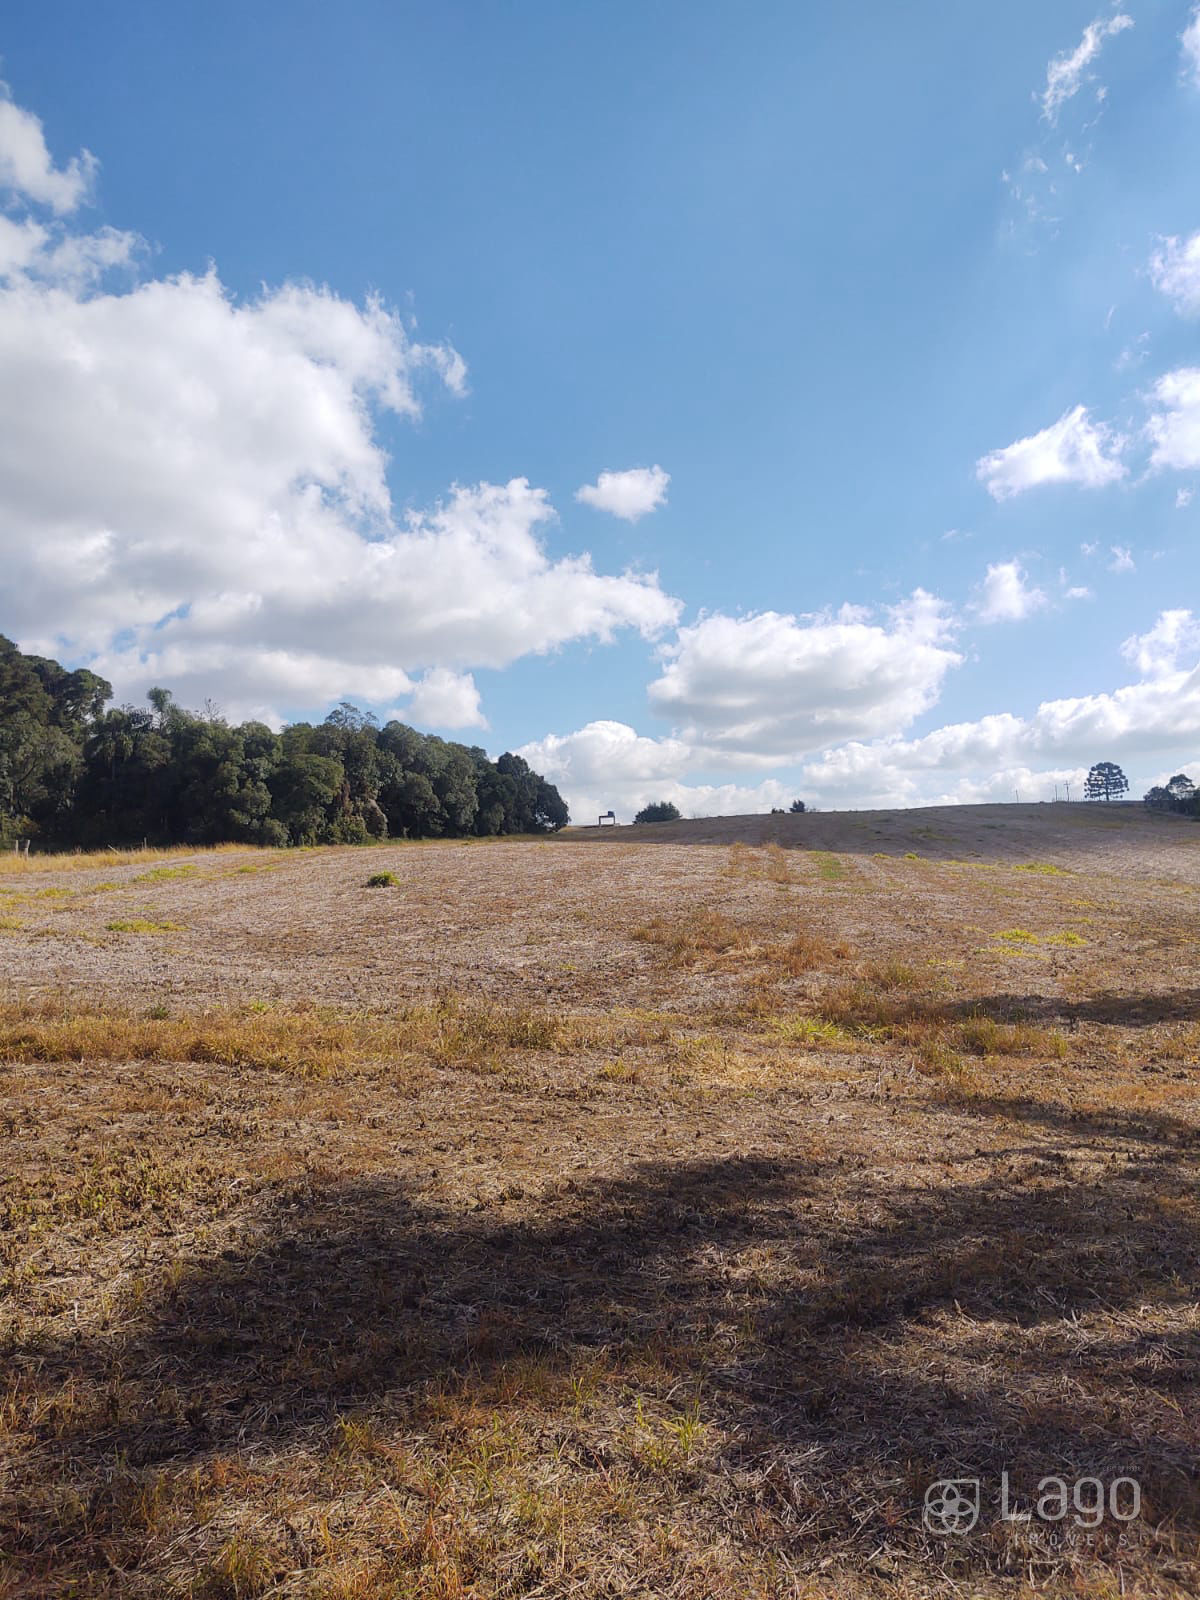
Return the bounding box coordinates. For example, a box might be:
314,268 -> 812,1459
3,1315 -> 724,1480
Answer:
915,1086 -> 1200,1151
7,1119 -> 1199,1587
952,988 -> 1200,1029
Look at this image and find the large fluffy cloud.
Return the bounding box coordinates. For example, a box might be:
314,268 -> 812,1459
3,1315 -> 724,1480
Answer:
976,405 -> 1126,500
525,611 -> 1200,818
0,85 -> 680,725
797,611 -> 1200,803
646,592 -> 961,764
515,720 -> 792,823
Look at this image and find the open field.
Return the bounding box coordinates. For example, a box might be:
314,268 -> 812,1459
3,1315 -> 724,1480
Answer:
1,804 -> 1198,1597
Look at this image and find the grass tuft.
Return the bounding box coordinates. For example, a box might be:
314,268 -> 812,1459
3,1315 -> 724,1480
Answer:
105,917 -> 185,934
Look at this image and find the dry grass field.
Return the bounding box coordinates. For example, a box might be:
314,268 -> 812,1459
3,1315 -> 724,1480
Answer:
1,803 -> 1197,1598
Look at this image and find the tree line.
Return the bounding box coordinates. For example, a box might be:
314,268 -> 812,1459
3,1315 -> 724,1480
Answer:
1076,762 -> 1197,815
1143,772 -> 1197,816
0,635 -> 569,849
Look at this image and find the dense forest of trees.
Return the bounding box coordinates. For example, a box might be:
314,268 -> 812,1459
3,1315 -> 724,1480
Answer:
0,636 -> 568,849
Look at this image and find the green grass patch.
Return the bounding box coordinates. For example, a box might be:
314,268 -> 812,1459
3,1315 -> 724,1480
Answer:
996,928 -> 1040,945
811,851 -> 846,882
770,1015 -> 853,1046
1013,861 -> 1070,876
135,865 -> 199,882
1046,930 -> 1087,946
366,871 -> 401,888
105,917 -> 186,934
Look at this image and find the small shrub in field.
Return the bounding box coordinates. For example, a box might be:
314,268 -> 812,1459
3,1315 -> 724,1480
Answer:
366,871 -> 400,888
770,1015 -> 852,1047
634,800 -> 682,824
917,1038 -> 969,1079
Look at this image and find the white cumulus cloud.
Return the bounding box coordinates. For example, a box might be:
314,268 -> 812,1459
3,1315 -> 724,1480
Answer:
524,612 -> 1200,816
1121,609 -> 1200,677
1041,13 -> 1133,122
1146,367 -> 1200,472
647,592 -> 961,764
797,614 -> 1200,804
0,80 -> 682,725
1150,231 -> 1200,316
575,465 -> 669,522
973,560 -> 1047,623
976,405 -> 1126,500
0,80 -> 97,213
514,720 -> 792,823
405,668 -> 488,730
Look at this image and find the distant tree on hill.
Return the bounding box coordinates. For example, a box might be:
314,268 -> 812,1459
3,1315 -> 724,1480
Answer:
634,800 -> 682,824
789,798 -> 806,814
1144,773 -> 1197,817
1084,761 -> 1129,802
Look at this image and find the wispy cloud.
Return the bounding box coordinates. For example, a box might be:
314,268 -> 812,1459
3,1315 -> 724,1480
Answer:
1041,14 -> 1134,123
1182,5 -> 1200,86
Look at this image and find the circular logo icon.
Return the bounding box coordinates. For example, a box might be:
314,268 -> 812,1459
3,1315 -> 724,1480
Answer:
923,1478 -> 981,1535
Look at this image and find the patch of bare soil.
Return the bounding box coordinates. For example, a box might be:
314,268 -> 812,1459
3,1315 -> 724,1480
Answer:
1,811 -> 1197,1597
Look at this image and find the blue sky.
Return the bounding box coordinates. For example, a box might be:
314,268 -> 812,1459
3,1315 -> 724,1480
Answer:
1,1 -> 1198,819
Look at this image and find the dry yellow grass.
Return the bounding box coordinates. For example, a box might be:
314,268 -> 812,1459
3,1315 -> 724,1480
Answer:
1,809 -> 1197,1598
0,841 -> 258,876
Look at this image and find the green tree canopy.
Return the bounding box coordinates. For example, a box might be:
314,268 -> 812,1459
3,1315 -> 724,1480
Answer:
634,800 -> 682,824
0,638 -> 569,848
1084,762 -> 1129,802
